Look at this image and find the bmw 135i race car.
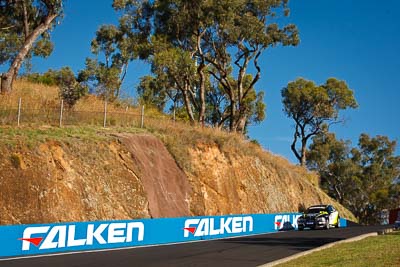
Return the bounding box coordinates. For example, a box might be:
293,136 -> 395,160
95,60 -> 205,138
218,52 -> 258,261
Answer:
297,205 -> 340,230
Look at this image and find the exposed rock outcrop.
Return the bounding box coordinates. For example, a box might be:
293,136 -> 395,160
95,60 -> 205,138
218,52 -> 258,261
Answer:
0,131 -> 355,225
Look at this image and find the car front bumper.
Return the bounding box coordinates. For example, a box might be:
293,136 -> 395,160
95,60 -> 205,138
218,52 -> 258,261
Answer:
298,219 -> 326,229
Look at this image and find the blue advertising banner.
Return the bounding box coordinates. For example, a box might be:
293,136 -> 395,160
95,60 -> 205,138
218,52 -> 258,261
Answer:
0,213 -> 347,258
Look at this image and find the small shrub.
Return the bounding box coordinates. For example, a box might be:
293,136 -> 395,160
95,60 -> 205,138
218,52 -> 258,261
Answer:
10,153 -> 21,169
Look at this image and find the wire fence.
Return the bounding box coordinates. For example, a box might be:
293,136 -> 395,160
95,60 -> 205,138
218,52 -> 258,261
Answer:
0,98 -> 147,128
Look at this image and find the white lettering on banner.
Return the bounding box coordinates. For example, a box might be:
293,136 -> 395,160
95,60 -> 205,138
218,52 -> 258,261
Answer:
274,215 -> 301,230
21,222 -> 145,251
86,224 -> 107,245
184,216 -> 253,238
40,226 -> 67,249
21,226 -> 49,251
209,218 -> 220,236
108,223 -> 126,244
221,218 -> 232,234
126,222 -> 144,242
67,225 -> 86,247
232,217 -> 242,233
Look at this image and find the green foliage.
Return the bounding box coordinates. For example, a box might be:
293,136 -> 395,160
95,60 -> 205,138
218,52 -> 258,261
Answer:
25,69 -> 59,86
0,31 -> 22,64
24,67 -> 88,107
0,0 -> 63,79
57,67 -> 88,108
113,0 -> 298,132
79,58 -> 122,101
282,77 -> 358,165
32,37 -> 54,58
137,75 -> 169,111
307,130 -> 400,224
78,24 -> 137,101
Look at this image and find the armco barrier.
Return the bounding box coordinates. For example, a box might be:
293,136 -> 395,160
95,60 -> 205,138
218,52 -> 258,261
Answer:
0,213 -> 347,258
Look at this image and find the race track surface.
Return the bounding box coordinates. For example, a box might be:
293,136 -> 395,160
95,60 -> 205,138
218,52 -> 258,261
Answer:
0,225 -> 388,267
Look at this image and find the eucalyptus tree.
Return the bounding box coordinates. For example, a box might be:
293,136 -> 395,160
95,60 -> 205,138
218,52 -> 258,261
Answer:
78,24 -> 136,101
307,131 -> 400,224
113,0 -> 207,124
0,0 -> 63,93
202,0 -> 298,132
354,134 -> 400,224
206,74 -> 266,131
282,77 -> 358,166
113,0 -> 298,131
307,128 -> 360,206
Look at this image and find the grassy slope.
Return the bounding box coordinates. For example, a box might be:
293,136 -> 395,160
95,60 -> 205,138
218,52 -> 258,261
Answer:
278,232 -> 400,267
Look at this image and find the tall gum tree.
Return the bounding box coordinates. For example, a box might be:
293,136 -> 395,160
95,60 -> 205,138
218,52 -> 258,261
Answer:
282,77 -> 358,166
0,0 -> 63,94
113,0 -> 299,131
78,24 -> 136,101
203,0 -> 299,132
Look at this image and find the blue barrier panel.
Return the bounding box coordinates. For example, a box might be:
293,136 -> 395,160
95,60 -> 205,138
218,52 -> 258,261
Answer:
339,217 -> 347,227
0,213 -> 347,258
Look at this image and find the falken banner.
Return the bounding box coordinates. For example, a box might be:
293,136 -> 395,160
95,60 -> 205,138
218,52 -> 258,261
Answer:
0,213 -> 347,258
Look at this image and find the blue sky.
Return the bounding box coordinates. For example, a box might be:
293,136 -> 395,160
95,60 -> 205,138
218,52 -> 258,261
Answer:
7,0 -> 400,163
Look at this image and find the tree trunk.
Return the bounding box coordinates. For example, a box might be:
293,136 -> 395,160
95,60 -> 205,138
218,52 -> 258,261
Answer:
197,64 -> 206,127
291,124 -> 302,164
182,83 -> 196,124
0,13 -> 58,93
229,99 -> 236,132
235,114 -> 247,134
195,32 -> 207,127
300,138 -> 307,166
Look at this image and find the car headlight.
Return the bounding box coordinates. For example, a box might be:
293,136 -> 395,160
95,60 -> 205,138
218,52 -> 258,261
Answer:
316,217 -> 326,222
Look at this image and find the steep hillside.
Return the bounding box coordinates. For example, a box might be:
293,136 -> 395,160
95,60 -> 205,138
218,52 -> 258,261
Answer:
0,80 -> 356,224
0,126 -> 356,225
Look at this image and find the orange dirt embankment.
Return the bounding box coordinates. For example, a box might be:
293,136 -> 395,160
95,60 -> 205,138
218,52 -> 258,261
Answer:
0,131 -> 355,225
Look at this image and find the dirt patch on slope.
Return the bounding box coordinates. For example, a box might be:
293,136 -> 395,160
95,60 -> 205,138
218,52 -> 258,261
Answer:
117,134 -> 191,218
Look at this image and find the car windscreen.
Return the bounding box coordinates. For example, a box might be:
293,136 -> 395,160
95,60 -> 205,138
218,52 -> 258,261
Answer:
306,207 -> 326,214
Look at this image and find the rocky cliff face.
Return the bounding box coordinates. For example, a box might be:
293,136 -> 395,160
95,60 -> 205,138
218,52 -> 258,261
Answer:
0,129 -> 355,225
187,144 -> 346,216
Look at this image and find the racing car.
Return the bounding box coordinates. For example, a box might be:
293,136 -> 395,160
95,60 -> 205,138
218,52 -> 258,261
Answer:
297,204 -> 340,230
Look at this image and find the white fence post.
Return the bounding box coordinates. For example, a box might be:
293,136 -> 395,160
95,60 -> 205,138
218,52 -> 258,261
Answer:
141,105 -> 144,128
17,97 -> 21,126
59,99 -> 64,127
103,99 -> 108,128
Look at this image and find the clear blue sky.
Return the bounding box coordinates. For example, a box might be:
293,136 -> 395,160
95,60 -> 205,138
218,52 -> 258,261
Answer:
12,0 -> 400,163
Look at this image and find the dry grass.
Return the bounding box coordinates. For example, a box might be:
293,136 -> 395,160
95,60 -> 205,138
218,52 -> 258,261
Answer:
0,79 -> 143,112
145,115 -> 296,174
0,79 -> 146,126
0,79 -> 60,110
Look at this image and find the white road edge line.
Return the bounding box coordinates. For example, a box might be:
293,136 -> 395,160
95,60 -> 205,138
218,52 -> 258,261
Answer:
0,231 -> 283,262
258,232 -> 379,267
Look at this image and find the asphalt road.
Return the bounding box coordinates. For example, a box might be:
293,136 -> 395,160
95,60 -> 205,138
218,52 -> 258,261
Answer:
0,225 -> 388,267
